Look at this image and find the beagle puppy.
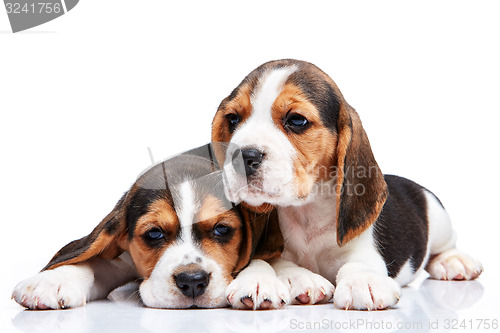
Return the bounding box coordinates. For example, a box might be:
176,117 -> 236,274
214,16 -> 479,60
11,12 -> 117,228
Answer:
212,59 -> 483,310
12,145 -> 287,309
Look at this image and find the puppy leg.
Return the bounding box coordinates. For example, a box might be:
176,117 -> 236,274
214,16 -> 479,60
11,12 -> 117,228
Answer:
12,254 -> 137,310
226,259 -> 290,310
333,230 -> 401,311
269,258 -> 334,305
424,191 -> 483,281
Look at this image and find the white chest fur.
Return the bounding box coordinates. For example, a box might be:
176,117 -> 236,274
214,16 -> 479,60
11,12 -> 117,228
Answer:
278,193 -> 347,282
277,189 -> 390,284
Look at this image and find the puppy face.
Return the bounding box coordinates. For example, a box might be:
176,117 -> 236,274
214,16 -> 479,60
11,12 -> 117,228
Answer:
213,59 -> 388,245
213,60 -> 340,207
127,156 -> 246,308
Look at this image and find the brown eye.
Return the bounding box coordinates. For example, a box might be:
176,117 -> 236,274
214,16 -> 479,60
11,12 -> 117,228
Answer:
145,228 -> 164,240
143,228 -> 166,247
213,224 -> 229,237
284,114 -> 310,133
225,113 -> 240,132
286,114 -> 308,127
212,223 -> 234,244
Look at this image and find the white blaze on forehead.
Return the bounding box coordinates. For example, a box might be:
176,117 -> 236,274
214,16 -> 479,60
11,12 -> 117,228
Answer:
250,66 -> 298,123
175,181 -> 196,243
153,181 -> 203,273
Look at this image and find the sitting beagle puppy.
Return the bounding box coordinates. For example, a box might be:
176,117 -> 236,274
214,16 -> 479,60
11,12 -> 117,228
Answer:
212,59 -> 483,310
12,145 -> 289,309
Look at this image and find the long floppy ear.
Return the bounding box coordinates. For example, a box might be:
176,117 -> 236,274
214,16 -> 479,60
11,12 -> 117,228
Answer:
231,206 -> 283,276
42,193 -> 128,271
335,104 -> 388,246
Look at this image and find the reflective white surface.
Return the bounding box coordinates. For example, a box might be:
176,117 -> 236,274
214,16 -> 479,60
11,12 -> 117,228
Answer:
3,274 -> 499,333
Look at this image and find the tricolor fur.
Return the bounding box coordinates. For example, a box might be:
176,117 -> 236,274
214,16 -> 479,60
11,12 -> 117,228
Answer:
12,151 -> 286,309
212,59 -> 483,310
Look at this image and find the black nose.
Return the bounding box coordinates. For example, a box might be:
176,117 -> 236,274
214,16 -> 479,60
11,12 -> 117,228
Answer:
233,148 -> 264,177
174,271 -> 210,298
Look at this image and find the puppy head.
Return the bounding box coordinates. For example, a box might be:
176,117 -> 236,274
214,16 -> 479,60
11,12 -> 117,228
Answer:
43,151 -> 255,308
212,59 -> 388,245
128,155 -> 248,308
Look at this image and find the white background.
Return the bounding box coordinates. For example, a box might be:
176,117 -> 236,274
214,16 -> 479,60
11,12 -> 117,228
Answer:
1,0 -> 499,331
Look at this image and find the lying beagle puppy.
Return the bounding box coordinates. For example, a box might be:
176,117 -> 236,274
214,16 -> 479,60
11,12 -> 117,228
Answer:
12,145 -> 288,309
212,59 -> 484,310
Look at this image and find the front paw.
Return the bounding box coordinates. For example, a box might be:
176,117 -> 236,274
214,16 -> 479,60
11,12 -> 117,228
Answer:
12,266 -> 93,310
334,272 -> 401,310
277,266 -> 334,305
226,260 -> 290,310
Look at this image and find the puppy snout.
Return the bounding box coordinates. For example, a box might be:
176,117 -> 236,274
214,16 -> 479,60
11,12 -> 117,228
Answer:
233,148 -> 264,177
174,270 -> 210,298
